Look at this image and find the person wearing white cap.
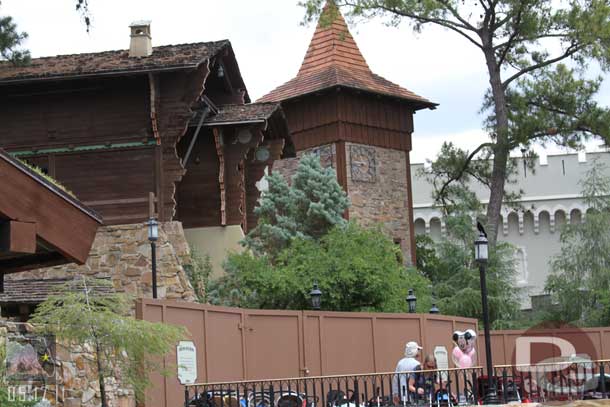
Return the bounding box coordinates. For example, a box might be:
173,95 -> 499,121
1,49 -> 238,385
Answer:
392,341 -> 424,404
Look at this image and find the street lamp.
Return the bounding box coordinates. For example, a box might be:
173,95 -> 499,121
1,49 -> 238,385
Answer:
147,217 -> 159,299
406,288 -> 417,313
429,303 -> 440,314
475,226 -> 499,404
309,282 -> 322,310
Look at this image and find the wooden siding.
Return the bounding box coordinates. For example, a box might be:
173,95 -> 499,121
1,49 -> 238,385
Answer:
175,129 -> 221,229
282,90 -> 414,152
55,148 -> 155,225
0,77 -> 150,150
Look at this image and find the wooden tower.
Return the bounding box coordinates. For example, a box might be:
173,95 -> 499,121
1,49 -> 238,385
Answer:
258,3 -> 436,264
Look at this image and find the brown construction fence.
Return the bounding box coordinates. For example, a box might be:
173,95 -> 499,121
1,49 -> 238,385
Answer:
487,326 -> 610,366
136,299 -> 478,407
136,299 -> 610,407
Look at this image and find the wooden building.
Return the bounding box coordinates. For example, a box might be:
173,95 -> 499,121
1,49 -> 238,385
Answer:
0,23 -> 294,275
0,148 -> 101,273
0,148 -> 102,317
258,4 -> 436,263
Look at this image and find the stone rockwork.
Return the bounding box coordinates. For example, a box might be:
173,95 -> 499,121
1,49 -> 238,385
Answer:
272,143 -> 336,180
6,221 -> 196,304
1,222 -> 195,407
273,142 -> 413,264
345,142 -> 412,263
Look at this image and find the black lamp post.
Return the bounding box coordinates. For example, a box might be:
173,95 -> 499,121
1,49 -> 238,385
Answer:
429,303 -> 440,314
406,288 -> 417,313
475,227 -> 499,404
310,282 -> 322,310
148,217 -> 159,299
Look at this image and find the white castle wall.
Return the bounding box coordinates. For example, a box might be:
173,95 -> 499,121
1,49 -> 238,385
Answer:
411,151 -> 610,309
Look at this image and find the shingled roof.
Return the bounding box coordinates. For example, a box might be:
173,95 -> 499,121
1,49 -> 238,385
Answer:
191,102 -> 296,157
0,40 -> 230,83
258,3 -> 435,109
0,278 -> 114,305
201,103 -> 283,125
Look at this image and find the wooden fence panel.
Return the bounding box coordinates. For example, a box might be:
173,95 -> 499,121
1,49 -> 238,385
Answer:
136,300 -> 478,407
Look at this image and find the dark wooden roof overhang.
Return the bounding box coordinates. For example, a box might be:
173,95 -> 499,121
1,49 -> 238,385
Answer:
265,81 -> 437,112
191,103 -> 296,158
0,40 -> 250,102
0,149 -> 102,276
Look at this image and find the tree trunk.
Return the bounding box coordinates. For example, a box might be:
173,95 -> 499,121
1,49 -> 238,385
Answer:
95,339 -> 108,407
482,44 -> 510,247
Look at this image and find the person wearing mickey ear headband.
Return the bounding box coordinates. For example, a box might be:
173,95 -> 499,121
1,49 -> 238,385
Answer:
451,329 -> 477,368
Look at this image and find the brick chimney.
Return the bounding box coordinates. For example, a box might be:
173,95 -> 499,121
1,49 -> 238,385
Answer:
129,21 -> 152,58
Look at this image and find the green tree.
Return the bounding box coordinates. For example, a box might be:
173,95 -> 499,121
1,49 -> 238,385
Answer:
0,2 -> 30,65
184,246 -> 213,303
302,0 -> 610,246
546,158 -> 610,326
414,185 -> 520,328
29,278 -> 186,407
210,223 -> 432,312
244,154 -> 349,258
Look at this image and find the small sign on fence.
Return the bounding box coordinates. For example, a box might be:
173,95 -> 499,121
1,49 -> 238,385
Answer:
177,341 -> 197,385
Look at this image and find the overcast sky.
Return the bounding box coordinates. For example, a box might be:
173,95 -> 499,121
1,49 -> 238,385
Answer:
2,0 -> 608,163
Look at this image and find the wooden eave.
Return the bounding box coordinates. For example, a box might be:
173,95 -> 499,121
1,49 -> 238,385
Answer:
0,149 -> 102,274
193,103 -> 296,158
281,83 -> 437,111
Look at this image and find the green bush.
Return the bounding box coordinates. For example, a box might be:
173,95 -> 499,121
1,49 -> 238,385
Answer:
209,223 -> 432,312
184,246 -> 213,303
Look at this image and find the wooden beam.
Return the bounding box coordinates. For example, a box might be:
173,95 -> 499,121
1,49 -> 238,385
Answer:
239,160 -> 247,231
405,151 -> 417,266
213,128 -> 227,226
149,192 -> 156,219
0,220 -> 36,254
267,138 -> 286,162
0,139 -> 100,268
335,141 -> 349,220
224,128 -> 264,226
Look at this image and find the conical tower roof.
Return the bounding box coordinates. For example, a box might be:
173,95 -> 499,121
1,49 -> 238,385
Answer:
297,3 -> 371,76
258,3 -> 435,108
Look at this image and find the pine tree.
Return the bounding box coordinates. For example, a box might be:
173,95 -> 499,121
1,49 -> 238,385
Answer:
546,159 -> 610,326
0,4 -> 30,65
244,154 -> 349,258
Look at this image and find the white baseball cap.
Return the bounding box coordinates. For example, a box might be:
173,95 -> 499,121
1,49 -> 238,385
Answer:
405,341 -> 423,357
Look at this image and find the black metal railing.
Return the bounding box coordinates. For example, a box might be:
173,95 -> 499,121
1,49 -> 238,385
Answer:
492,359 -> 610,404
184,359 -> 610,407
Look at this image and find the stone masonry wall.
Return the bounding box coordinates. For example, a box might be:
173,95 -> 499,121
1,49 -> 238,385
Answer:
272,143 -> 337,180
7,221 -> 196,303
345,142 -> 412,264
1,222 -> 196,407
273,142 -> 413,264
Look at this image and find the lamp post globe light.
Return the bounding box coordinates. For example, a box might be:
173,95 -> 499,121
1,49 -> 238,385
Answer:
406,288 -> 417,313
475,226 -> 499,404
147,217 -> 159,299
310,282 -> 322,310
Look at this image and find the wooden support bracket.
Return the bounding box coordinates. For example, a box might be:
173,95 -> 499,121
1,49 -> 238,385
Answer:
0,220 -> 37,255
213,128 -> 227,226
